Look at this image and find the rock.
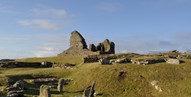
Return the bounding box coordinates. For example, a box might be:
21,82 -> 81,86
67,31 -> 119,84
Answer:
32,78 -> 58,84
114,58 -> 130,64
83,81 -> 95,97
39,85 -> 51,97
109,42 -> 115,54
150,80 -> 162,92
41,61 -> 53,67
118,71 -> 127,81
99,58 -> 110,65
57,78 -> 65,93
13,80 -> 26,90
96,43 -> 104,52
97,39 -> 115,54
187,55 -> 191,59
89,44 -> 97,52
166,58 -> 180,64
104,39 -> 115,54
70,31 -> 87,49
7,90 -> 24,97
137,60 -> 149,65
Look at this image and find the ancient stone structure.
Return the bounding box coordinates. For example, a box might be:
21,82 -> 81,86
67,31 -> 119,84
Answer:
6,80 -> 26,97
89,39 -> 115,54
57,78 -> 65,93
58,31 -> 99,56
58,31 -> 115,56
70,31 -> 87,49
89,44 -> 97,52
130,59 -> 165,65
7,90 -> 24,97
39,85 -> 51,97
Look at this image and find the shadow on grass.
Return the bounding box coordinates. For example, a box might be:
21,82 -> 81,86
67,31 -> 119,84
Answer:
25,88 -> 39,95
63,90 -> 84,93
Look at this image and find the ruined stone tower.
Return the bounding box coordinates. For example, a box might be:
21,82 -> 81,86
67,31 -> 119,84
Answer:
58,31 -> 115,56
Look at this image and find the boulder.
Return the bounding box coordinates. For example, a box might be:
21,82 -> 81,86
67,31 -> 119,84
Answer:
166,58 -> 180,64
13,80 -> 26,90
99,58 -> 110,65
57,78 -> 65,93
39,85 -> 51,97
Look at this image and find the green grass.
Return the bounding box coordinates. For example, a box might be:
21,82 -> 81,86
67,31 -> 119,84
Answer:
16,56 -> 83,65
1,57 -> 191,97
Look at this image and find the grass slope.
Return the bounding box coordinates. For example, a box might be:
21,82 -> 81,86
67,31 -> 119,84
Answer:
1,57 -> 191,97
16,56 -> 83,65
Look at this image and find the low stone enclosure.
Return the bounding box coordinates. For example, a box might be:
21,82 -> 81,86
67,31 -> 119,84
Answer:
83,51 -> 191,65
3,77 -> 95,97
0,61 -> 53,68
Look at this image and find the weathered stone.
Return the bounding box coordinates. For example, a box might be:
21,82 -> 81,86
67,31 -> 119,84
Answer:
7,90 -> 24,97
70,31 -> 87,49
110,42 -> 115,54
39,85 -> 51,97
57,78 -> 65,93
166,58 -> 180,64
118,71 -> 127,81
89,44 -> 97,52
131,58 -> 165,65
83,81 -> 95,97
41,61 -> 53,67
13,80 -> 26,90
58,31 -> 115,56
96,43 -> 104,52
32,78 -> 58,84
97,39 -> 115,54
114,58 -> 129,64
58,31 -> 99,56
187,55 -> 191,59
99,58 -> 110,65
102,39 -> 110,52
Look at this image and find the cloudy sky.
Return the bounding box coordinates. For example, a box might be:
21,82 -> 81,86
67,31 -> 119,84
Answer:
0,0 -> 191,59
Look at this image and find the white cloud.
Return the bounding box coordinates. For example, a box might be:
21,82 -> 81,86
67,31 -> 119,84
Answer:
32,8 -> 68,18
97,3 -> 120,13
18,19 -> 60,30
18,8 -> 75,30
34,46 -> 60,57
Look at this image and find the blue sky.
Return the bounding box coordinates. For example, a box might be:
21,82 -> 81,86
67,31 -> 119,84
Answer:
0,0 -> 191,59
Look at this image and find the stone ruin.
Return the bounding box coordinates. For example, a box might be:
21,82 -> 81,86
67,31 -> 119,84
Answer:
58,31 -> 115,56
6,80 -> 26,97
39,85 -> 51,97
57,78 -> 65,93
89,39 -> 115,54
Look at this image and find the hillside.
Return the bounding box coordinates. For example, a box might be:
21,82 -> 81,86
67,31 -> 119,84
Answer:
1,56 -> 191,97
